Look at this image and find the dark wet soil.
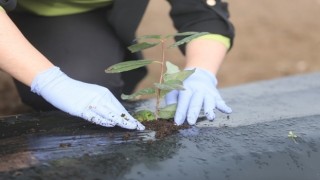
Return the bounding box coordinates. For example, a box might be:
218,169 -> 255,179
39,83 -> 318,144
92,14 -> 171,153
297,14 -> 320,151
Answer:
142,119 -> 190,139
121,120 -> 190,141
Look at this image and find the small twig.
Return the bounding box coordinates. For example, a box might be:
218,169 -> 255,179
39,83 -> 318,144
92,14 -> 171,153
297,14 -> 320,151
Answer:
155,39 -> 166,120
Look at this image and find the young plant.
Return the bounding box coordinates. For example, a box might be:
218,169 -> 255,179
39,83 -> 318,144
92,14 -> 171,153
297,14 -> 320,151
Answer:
288,131 -> 298,144
105,32 -> 209,121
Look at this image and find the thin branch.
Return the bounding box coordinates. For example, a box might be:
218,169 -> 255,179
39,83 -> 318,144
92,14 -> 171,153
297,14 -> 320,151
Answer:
155,39 -> 166,120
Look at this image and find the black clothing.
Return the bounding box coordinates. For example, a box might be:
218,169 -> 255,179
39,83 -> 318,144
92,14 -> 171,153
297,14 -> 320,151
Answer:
8,0 -> 235,111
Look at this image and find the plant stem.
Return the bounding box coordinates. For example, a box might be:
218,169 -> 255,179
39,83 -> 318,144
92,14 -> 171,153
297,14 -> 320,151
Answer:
155,39 -> 166,120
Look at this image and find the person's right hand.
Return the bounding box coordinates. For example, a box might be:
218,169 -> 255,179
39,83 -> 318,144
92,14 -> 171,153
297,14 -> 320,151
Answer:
165,68 -> 232,125
31,66 -> 145,130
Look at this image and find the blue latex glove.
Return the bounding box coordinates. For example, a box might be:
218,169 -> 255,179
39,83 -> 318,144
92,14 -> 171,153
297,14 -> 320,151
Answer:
165,68 -> 232,125
31,66 -> 145,130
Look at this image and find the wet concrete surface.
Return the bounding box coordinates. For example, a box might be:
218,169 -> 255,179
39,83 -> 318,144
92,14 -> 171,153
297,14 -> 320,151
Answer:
0,72 -> 320,180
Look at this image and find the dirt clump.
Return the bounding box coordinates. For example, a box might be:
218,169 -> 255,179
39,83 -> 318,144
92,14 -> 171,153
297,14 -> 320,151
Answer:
142,119 -> 190,139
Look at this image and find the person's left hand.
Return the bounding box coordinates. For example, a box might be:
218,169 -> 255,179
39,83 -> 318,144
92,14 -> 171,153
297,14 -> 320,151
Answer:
165,68 -> 232,125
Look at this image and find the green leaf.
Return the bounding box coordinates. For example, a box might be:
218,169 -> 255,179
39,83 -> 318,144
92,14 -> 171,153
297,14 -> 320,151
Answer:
159,88 -> 178,99
158,78 -> 187,98
121,87 -> 155,100
128,42 -> 160,53
164,69 -> 195,82
168,32 -> 210,48
134,35 -> 162,42
133,110 -> 156,122
155,80 -> 185,99
159,89 -> 170,99
165,61 -> 180,74
159,103 -> 177,119
165,32 -> 199,38
105,60 -> 153,73
154,80 -> 184,91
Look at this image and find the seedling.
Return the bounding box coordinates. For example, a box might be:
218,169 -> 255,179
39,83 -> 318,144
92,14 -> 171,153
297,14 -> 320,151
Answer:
288,131 -> 298,144
106,32 -> 209,121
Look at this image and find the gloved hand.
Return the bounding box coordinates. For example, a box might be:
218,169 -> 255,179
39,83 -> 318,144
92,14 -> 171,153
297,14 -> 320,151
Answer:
31,66 -> 145,130
165,68 -> 232,125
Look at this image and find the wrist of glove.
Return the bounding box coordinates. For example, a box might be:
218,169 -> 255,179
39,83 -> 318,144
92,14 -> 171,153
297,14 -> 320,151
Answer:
31,66 -> 145,130
165,68 -> 232,125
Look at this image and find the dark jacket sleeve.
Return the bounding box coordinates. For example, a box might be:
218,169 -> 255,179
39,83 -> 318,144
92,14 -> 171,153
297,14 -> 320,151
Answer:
167,0 -> 235,53
0,0 -> 17,12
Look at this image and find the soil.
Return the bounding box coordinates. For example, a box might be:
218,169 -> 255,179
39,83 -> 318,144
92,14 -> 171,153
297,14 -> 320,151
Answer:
1,0 -> 320,116
142,119 -> 190,139
120,120 -> 189,140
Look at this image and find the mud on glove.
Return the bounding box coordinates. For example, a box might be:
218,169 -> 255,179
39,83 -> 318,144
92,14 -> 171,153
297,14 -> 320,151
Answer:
31,66 -> 145,130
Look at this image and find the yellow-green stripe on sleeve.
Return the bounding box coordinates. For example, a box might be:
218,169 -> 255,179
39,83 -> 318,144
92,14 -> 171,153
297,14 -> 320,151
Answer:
196,34 -> 231,49
17,0 -> 113,16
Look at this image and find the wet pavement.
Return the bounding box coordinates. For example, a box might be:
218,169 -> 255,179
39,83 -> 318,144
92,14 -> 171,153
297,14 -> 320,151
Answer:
0,72 -> 320,180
